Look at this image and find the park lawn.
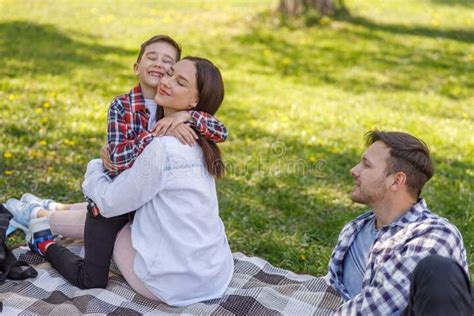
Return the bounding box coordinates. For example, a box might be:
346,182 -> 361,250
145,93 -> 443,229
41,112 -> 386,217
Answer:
0,0 -> 472,279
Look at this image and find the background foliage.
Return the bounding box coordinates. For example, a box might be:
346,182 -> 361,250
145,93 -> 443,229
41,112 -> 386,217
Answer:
0,0 -> 472,279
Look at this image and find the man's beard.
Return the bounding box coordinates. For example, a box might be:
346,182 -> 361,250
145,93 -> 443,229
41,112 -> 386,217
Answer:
351,179 -> 387,205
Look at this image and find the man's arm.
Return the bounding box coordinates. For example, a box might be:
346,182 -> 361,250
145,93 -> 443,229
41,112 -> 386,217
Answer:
107,98 -> 154,172
82,138 -> 165,218
334,224 -> 467,315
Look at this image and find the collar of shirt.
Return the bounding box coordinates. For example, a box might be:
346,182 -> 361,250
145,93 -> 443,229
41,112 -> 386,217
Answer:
130,84 -> 148,113
328,198 -> 429,297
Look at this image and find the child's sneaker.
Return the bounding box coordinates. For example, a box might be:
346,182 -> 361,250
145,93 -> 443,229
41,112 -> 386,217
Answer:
20,193 -> 56,211
28,217 -> 55,256
4,198 -> 42,230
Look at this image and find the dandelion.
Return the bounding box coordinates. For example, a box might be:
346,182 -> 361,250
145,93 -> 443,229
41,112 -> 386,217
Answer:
431,18 -> 440,27
35,108 -> 43,114
39,140 -> 47,146
282,57 -> 291,66
43,102 -> 51,109
41,117 -> 49,124
309,156 -> 316,162
8,95 -> 16,101
3,151 -> 12,159
4,171 -> 13,176
63,139 -> 76,146
47,92 -> 56,98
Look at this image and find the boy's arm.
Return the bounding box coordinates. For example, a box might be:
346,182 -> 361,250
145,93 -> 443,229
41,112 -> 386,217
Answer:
189,111 -> 228,143
107,99 -> 154,172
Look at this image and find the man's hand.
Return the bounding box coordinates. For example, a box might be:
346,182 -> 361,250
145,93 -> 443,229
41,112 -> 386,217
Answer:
166,123 -> 198,146
152,111 -> 192,137
100,144 -> 117,172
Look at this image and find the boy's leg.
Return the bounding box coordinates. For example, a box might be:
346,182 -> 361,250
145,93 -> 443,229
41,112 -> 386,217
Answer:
113,223 -> 160,300
44,211 -> 130,289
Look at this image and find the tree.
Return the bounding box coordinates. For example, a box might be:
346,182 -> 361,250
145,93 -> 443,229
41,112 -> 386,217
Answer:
279,0 -> 343,17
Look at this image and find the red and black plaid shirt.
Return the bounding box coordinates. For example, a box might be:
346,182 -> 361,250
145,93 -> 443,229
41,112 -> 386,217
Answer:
86,84 -> 228,215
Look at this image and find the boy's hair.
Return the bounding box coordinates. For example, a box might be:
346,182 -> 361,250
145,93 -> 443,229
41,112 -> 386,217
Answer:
366,130 -> 434,198
136,35 -> 181,63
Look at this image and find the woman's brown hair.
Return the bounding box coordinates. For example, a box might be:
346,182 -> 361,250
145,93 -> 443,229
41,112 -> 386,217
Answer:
184,56 -> 225,178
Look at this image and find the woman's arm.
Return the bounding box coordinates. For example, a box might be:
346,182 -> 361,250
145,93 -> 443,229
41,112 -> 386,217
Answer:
82,138 -> 166,218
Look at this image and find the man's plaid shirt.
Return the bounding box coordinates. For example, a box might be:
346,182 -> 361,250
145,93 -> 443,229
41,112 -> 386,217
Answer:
327,198 -> 469,315
86,84 -> 228,214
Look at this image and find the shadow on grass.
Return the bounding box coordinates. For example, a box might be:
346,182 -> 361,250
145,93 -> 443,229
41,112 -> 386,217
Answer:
346,15 -> 474,44
0,21 -> 134,78
228,18 -> 472,100
430,0 -> 474,8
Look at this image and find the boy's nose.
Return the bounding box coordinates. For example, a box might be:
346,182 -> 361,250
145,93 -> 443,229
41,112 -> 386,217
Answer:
154,59 -> 164,69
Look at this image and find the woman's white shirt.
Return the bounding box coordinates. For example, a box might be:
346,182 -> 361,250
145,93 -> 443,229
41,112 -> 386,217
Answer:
82,136 -> 233,306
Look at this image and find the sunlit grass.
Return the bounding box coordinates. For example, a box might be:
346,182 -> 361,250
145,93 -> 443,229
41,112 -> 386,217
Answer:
1,0 -> 472,279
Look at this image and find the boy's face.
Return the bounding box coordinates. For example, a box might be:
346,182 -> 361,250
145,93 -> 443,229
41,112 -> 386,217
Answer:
133,41 -> 178,97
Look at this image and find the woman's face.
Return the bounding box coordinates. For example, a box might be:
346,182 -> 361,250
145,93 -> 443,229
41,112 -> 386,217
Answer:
154,59 -> 199,112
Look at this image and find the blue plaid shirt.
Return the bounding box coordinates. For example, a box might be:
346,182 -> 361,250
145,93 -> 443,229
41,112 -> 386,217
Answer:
327,198 -> 469,315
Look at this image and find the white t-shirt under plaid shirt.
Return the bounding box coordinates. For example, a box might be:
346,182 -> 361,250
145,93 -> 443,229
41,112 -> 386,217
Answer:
326,198 -> 469,315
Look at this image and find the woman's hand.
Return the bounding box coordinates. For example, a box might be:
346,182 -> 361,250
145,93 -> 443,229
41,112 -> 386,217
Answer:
152,111 -> 192,137
100,145 -> 118,172
166,123 -> 198,146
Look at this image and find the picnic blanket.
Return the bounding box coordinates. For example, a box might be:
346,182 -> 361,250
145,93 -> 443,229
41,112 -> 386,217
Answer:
0,240 -> 342,315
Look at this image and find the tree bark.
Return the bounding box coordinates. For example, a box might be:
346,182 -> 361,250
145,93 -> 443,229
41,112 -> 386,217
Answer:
279,0 -> 336,17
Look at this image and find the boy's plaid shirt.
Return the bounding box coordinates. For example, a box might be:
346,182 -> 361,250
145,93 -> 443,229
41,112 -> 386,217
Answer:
86,84 -> 228,214
327,198 -> 469,315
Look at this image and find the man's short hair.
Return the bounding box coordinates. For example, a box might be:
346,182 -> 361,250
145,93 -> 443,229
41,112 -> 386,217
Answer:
366,130 -> 434,198
136,35 -> 181,63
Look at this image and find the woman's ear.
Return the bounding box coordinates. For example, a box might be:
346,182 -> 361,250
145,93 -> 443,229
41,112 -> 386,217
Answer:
189,98 -> 198,109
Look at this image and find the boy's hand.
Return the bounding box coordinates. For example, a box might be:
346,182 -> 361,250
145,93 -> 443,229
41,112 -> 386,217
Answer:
152,111 -> 192,136
100,145 -> 117,172
166,123 -> 198,146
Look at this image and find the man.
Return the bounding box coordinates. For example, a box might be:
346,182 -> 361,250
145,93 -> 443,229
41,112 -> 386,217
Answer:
327,130 -> 472,315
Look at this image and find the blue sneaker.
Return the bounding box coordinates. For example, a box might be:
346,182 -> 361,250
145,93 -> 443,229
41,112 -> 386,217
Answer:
20,193 -> 55,211
28,217 -> 55,256
5,198 -> 42,231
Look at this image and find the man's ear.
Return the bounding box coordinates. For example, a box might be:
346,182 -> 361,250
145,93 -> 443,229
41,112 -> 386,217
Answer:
390,172 -> 407,192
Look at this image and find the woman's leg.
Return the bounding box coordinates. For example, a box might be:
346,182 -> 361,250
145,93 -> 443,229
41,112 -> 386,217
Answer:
113,223 -> 160,300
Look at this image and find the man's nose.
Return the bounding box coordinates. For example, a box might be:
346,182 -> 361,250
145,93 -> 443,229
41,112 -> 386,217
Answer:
350,165 -> 359,178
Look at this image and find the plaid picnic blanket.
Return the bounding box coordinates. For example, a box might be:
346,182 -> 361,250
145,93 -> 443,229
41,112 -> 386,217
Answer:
0,240 -> 342,315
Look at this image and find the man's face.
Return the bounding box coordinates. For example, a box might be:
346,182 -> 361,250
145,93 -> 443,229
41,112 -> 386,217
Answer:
133,41 -> 177,96
350,141 -> 392,206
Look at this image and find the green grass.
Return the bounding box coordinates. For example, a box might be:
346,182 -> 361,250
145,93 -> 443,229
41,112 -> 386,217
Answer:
0,0 -> 472,279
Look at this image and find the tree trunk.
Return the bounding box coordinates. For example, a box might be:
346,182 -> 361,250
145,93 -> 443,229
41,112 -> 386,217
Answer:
279,0 -> 336,17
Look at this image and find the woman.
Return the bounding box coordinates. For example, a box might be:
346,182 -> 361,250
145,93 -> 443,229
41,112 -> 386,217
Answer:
20,57 -> 234,306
